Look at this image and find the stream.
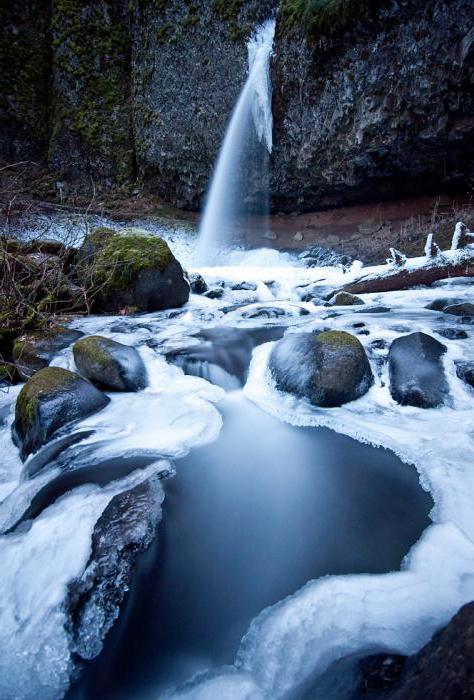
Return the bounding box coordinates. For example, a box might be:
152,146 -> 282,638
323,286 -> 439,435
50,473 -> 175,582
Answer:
69,386 -> 431,700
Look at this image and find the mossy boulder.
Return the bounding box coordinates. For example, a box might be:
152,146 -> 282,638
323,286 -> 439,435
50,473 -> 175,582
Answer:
269,329 -> 374,407
12,367 -> 110,460
77,227 -> 190,313
73,336 -> 147,392
329,291 -> 365,306
13,327 -> 83,380
388,332 -> 449,408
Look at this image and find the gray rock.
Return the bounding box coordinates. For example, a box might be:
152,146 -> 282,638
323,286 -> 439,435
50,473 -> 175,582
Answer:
12,327 -> 83,381
425,298 -> 463,311
12,367 -> 109,460
455,361 -> 474,389
67,475 -> 164,660
443,303 -> 474,316
189,272 -> 208,294
204,287 -> 225,300
73,336 -> 147,392
388,333 -> 449,408
231,281 -> 258,291
269,330 -> 373,407
329,291 -> 364,306
437,328 -> 469,340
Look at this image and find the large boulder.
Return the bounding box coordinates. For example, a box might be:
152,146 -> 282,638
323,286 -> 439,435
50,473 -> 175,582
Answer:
388,332 -> 449,408
73,336 -> 147,392
12,367 -> 109,460
269,330 -> 374,407
77,227 -> 190,313
12,327 -> 83,381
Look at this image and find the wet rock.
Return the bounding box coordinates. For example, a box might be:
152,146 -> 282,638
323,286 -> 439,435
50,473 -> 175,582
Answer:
231,281 -> 258,291
373,602 -> 474,699
204,287 -> 225,300
67,475 -> 164,661
12,327 -> 83,381
425,297 -> 463,311
73,336 -> 147,392
437,328 -> 469,340
388,332 -> 449,408
443,303 -> 474,316
370,339 -> 388,351
12,367 -> 109,460
189,272 -> 208,295
269,330 -> 373,407
455,361 -> 474,389
358,653 -> 407,693
329,291 -> 364,306
77,227 -> 189,313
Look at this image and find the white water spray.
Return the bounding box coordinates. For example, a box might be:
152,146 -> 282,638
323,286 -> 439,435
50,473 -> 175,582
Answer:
196,19 -> 276,265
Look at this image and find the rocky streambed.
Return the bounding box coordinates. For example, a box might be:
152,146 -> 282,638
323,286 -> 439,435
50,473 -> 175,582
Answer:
2,234 -> 474,699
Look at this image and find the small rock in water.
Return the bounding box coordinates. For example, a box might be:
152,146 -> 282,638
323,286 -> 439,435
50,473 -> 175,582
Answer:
293,231 -> 304,241
231,281 -> 257,291
189,272 -> 208,295
329,291 -> 365,306
443,303 -> 474,316
204,287 -> 225,300
269,330 -> 373,407
73,336 -> 148,392
12,367 -> 109,460
436,328 -> 469,340
370,339 -> 388,350
455,361 -> 474,389
354,306 -> 391,314
425,297 -> 463,311
388,332 -> 449,408
12,327 -> 83,381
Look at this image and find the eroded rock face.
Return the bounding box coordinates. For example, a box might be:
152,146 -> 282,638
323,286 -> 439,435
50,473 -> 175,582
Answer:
271,0 -> 474,212
12,367 -> 109,460
67,475 -> 164,661
388,332 -> 449,408
73,336 -> 147,392
269,330 -> 373,407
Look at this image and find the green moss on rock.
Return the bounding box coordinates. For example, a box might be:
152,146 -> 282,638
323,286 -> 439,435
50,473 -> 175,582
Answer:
316,330 -> 362,348
281,0 -> 386,37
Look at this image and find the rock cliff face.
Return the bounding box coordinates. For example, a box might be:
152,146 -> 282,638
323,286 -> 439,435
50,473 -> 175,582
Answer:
271,0 -> 474,212
1,0 -> 473,212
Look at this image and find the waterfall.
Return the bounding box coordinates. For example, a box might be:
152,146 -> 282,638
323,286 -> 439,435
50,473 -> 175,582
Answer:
196,19 -> 276,265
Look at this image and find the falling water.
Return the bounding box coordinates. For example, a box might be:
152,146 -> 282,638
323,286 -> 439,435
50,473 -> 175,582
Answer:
196,19 -> 276,265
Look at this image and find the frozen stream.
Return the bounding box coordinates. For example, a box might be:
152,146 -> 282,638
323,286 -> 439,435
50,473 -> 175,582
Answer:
69,391 -> 431,699
2,245 -> 474,700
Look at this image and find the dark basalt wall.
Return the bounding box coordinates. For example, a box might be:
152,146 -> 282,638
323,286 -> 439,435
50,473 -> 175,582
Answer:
271,0 -> 474,212
1,0 -> 473,212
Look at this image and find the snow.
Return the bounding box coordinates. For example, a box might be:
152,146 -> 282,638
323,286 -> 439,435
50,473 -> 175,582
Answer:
0,464 -> 164,700
2,237 -> 474,699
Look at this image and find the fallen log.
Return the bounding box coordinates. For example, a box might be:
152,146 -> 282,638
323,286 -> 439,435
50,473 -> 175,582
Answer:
340,255 -> 474,295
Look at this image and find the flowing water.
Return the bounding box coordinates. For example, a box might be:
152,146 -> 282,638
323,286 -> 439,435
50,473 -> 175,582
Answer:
68,385 -> 432,700
196,20 -> 275,264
